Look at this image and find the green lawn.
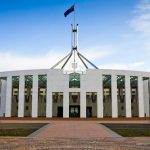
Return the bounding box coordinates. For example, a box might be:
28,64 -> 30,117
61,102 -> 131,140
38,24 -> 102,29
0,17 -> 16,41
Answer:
0,123 -> 47,136
0,128 -> 38,136
113,129 -> 150,137
102,123 -> 150,137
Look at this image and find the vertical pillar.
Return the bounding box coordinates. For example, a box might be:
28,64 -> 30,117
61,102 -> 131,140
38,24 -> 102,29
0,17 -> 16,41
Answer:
111,74 -> 118,118
125,75 -> 131,117
18,75 -> 25,117
97,74 -> 103,118
80,91 -> 86,118
46,74 -> 52,118
63,91 -> 69,118
0,80 -> 7,117
138,76 -> 144,117
5,76 -> 12,117
32,74 -> 38,118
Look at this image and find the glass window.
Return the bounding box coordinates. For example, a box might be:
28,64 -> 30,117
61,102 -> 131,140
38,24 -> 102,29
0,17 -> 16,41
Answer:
69,73 -> 80,88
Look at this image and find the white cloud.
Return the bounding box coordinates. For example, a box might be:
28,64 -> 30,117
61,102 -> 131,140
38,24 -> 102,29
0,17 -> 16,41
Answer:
99,61 -> 145,70
130,0 -> 150,39
0,50 -> 65,72
0,45 -> 113,72
82,45 -> 114,61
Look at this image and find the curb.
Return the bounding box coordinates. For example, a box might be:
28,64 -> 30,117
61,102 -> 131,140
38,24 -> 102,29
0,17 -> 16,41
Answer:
28,123 -> 50,137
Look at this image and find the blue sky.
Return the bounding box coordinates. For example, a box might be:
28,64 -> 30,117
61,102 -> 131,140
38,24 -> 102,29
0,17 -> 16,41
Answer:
0,0 -> 150,71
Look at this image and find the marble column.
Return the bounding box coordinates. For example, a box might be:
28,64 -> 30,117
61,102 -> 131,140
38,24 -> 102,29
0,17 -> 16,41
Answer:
125,75 -> 131,117
5,76 -> 12,117
32,74 -> 38,118
0,80 -> 7,117
18,75 -> 25,117
97,74 -> 103,118
63,91 -> 69,118
111,74 -> 118,118
80,91 -> 86,118
46,74 -> 52,118
138,76 -> 144,117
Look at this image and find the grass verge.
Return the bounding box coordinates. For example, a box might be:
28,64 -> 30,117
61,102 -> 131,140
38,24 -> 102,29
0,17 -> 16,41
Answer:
0,123 -> 47,136
0,129 -> 38,136
113,129 -> 150,137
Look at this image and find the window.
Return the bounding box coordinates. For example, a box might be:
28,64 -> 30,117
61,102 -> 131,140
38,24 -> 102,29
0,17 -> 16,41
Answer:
69,73 -> 80,88
92,94 -> 97,103
26,106 -> 29,110
16,96 -> 18,103
53,94 -> 58,103
25,96 -> 29,103
72,95 -> 78,103
44,96 -> 46,103
120,96 -> 124,103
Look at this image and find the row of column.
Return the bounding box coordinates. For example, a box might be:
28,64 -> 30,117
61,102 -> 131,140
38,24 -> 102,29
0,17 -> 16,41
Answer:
5,74 -> 145,118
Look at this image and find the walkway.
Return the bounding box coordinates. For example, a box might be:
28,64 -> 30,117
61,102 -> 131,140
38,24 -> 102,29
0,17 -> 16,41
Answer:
0,119 -> 150,149
34,121 -> 120,138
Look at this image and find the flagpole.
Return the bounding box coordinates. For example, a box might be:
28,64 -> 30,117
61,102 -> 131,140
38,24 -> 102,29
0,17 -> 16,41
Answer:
73,5 -> 76,73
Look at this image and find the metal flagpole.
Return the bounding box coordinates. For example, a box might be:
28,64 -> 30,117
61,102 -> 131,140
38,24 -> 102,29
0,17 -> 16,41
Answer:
51,4 -> 99,70
73,6 -> 76,74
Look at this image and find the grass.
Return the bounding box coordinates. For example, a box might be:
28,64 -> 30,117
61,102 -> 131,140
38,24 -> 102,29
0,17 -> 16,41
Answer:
0,123 -> 47,136
113,129 -> 150,137
0,129 -> 38,136
102,123 -> 150,137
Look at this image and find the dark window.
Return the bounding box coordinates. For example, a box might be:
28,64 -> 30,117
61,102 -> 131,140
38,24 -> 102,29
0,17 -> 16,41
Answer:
44,96 -> 46,103
131,95 -> 135,103
25,96 -> 29,103
53,95 -> 58,103
26,106 -> 28,110
92,94 -> 97,103
69,73 -> 80,88
103,97 -> 105,102
72,95 -> 78,103
120,96 -> 124,103
16,96 -> 18,103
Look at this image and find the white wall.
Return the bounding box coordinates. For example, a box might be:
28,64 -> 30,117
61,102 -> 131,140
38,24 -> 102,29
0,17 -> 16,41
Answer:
0,68 -> 150,118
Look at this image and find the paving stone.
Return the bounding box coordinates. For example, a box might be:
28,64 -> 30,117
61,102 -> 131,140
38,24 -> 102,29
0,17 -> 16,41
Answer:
0,120 -> 150,149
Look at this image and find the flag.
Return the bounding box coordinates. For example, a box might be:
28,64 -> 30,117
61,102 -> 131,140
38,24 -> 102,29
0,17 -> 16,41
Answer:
64,5 -> 75,17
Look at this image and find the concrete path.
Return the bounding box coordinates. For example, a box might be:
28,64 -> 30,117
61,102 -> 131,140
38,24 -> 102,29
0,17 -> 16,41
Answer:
35,121 -> 120,138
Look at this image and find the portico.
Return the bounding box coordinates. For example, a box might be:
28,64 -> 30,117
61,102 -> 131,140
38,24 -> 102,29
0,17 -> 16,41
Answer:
0,69 -> 149,118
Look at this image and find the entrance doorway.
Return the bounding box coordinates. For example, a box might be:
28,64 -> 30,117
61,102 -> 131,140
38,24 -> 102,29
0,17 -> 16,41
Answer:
86,107 -> 92,117
69,106 -> 80,117
69,92 -> 80,118
57,107 -> 63,117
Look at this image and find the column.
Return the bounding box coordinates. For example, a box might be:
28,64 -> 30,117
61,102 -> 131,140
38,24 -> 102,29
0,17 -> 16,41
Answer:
111,74 -> 118,118
97,74 -> 103,118
63,91 -> 69,118
32,74 -> 38,118
125,75 -> 131,117
138,76 -> 144,117
80,91 -> 86,118
5,76 -> 12,117
46,74 -> 52,118
18,75 -> 25,117
0,80 -> 7,117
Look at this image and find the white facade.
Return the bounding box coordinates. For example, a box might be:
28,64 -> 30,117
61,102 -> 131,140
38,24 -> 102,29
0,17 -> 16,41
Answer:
0,68 -> 150,118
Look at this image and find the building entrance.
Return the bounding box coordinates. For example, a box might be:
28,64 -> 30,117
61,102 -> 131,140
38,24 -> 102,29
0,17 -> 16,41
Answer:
86,107 -> 92,117
69,106 -> 80,117
57,107 -> 63,117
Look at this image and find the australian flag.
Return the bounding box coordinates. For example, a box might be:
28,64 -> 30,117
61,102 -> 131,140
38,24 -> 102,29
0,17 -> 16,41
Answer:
64,5 -> 75,17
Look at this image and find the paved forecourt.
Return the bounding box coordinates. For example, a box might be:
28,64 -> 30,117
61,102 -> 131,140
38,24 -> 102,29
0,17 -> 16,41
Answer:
33,121 -> 120,138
